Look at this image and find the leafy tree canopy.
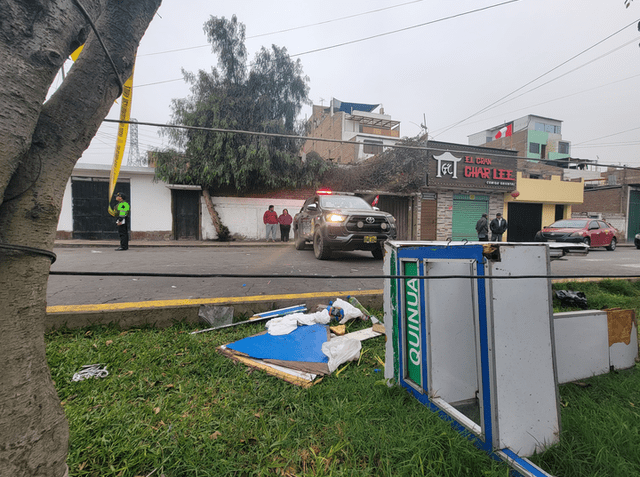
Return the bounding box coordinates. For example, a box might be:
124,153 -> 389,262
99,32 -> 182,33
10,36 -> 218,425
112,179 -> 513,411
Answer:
154,15 -> 329,191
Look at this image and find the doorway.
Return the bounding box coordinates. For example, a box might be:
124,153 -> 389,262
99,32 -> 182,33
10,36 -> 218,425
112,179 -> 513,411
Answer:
507,202 -> 542,242
172,189 -> 200,240
71,178 -> 130,240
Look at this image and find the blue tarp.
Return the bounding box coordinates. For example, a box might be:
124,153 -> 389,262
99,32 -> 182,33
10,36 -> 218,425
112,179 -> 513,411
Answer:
332,98 -> 379,114
226,324 -> 329,363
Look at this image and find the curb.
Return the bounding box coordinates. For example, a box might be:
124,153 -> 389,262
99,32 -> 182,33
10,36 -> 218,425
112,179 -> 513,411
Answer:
45,290 -> 384,331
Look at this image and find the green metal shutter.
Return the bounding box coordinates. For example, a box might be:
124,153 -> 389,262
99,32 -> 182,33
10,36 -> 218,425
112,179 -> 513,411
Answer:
628,189 -> 640,241
452,194 -> 489,240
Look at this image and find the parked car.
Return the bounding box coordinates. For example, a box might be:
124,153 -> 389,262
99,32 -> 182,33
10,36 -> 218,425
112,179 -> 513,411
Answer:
293,190 -> 396,260
635,233 -> 640,249
534,219 -> 618,250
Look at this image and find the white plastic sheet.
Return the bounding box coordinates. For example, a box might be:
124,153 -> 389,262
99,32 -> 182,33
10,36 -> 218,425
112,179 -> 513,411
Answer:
321,337 -> 362,373
265,309 -> 332,335
265,316 -> 299,335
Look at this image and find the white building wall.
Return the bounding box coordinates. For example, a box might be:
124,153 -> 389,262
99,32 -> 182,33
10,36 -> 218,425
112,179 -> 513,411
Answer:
57,164 -> 172,235
132,175 -> 172,232
202,197 -> 304,240
58,178 -> 73,232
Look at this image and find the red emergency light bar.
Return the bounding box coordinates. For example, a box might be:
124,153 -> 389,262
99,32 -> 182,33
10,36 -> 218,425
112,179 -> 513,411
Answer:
316,189 -> 333,195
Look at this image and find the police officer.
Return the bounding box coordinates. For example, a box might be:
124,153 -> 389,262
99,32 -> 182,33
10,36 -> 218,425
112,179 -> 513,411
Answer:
115,193 -> 130,250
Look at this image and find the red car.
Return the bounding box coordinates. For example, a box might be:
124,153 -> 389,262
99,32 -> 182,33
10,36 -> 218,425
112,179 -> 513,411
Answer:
534,219 -> 618,250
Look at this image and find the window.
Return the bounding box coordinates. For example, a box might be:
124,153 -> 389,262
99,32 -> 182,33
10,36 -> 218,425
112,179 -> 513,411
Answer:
558,142 -> 569,154
534,122 -> 561,134
363,140 -> 383,155
529,143 -> 540,154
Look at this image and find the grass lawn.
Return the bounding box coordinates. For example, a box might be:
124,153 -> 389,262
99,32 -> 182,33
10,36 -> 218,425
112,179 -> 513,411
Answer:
47,280 -> 640,476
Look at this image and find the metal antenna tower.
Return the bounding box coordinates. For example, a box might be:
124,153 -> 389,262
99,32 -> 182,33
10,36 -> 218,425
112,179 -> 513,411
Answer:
127,118 -> 145,166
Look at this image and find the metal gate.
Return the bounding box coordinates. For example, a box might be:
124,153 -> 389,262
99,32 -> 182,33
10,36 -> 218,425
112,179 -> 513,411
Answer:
377,195 -> 411,240
627,189 -> 640,241
173,189 -> 200,240
507,202 -> 542,242
71,178 -> 130,240
452,194 -> 488,240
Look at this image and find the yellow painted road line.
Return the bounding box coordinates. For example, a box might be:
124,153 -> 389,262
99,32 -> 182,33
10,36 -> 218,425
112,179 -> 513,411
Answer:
46,289 -> 383,314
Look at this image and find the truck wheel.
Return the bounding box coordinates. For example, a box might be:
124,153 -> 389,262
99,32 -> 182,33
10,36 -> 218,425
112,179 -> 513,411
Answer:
314,231 -> 331,260
371,245 -> 384,260
294,229 -> 305,250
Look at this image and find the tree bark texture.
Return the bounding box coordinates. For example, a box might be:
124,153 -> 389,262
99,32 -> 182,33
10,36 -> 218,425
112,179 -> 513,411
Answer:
0,1 -> 161,476
202,188 -> 224,236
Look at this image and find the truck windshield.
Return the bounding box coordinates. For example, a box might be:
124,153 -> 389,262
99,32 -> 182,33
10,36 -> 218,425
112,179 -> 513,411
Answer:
320,196 -> 372,210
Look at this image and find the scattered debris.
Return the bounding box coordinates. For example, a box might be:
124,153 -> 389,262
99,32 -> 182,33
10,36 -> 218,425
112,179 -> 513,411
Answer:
322,336 -> 362,373
249,304 -> 307,321
214,296 -> 384,386
347,295 -> 379,323
555,290 -> 588,309
198,305 -> 234,328
330,298 -> 364,324
191,304 -> 307,335
72,364 -> 109,382
265,309 -> 330,335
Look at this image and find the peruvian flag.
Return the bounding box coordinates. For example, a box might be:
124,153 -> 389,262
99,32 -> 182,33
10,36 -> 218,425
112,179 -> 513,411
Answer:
494,123 -> 513,139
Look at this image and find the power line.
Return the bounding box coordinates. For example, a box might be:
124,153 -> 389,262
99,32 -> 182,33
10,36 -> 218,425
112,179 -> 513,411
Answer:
102,118 -> 640,171
138,0 -> 426,58
572,126 -> 640,146
431,18 -> 640,138
290,0 -> 523,57
248,0 -> 425,39
471,36 -> 640,115
46,270 -> 640,280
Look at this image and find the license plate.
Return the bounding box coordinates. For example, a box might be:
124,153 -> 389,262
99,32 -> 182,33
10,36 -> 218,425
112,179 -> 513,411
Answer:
364,236 -> 377,243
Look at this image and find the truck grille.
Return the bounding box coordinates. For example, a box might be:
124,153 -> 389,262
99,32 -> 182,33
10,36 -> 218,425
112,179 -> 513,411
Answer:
345,216 -> 390,234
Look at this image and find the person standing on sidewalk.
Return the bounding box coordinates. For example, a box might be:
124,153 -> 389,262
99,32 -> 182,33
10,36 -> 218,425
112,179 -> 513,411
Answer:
115,193 -> 130,250
475,213 -> 489,242
490,212 -> 508,241
278,209 -> 292,242
263,205 -> 278,242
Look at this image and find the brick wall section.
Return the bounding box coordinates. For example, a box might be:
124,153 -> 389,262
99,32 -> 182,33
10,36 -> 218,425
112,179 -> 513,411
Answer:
436,190 -> 453,240
489,193 -> 506,218
303,107 -> 358,164
485,130 -> 528,159
572,187 -> 623,214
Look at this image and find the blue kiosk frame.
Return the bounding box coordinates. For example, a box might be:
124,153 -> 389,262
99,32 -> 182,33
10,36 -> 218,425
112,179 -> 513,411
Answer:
384,242 -> 559,477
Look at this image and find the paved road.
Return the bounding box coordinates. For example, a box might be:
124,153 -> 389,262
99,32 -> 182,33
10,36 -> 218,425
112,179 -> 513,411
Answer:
47,242 -> 639,307
47,244 -> 385,307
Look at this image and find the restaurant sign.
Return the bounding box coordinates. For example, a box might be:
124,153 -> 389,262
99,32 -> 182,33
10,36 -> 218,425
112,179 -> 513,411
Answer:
428,151 -> 516,191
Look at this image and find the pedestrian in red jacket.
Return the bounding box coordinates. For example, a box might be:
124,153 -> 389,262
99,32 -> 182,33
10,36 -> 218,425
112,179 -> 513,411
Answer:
263,205 -> 278,242
278,209 -> 293,242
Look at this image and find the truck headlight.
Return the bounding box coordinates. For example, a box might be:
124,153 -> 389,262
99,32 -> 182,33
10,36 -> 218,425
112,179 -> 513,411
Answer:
326,213 -> 346,223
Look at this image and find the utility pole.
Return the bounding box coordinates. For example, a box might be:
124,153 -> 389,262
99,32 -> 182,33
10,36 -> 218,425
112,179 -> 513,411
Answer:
127,118 -> 145,166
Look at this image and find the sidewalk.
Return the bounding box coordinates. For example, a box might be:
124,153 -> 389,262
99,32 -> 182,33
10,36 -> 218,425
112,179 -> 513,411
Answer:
54,239 -> 295,248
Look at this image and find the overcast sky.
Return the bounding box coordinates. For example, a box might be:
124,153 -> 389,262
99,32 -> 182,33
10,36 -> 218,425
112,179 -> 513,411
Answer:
68,0 -> 640,168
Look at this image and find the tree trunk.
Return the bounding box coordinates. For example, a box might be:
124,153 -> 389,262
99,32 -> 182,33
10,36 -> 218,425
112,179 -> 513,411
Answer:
202,189 -> 227,238
0,1 -> 161,475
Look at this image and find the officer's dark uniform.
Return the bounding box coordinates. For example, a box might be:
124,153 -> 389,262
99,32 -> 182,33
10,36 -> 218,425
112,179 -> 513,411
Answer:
115,194 -> 130,250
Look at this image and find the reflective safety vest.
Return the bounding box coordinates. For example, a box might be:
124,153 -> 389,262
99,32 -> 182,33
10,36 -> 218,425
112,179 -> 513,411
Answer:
117,201 -> 130,217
